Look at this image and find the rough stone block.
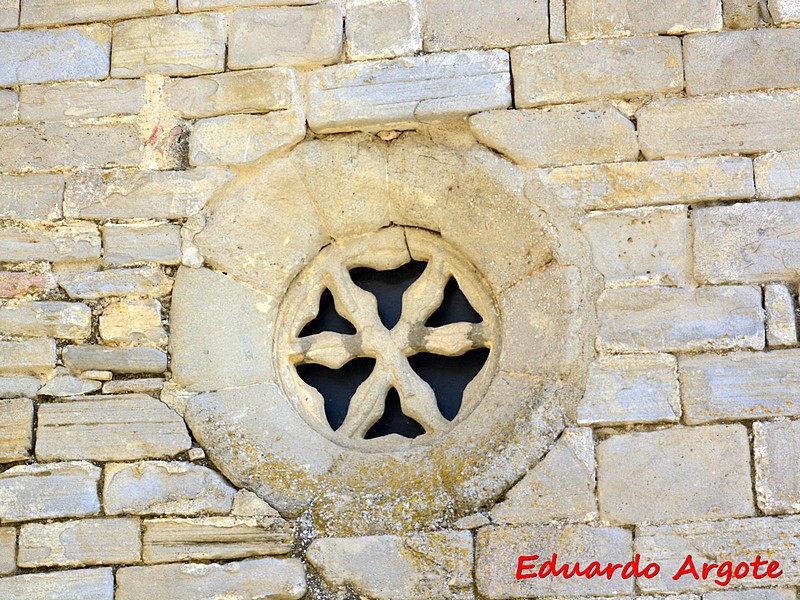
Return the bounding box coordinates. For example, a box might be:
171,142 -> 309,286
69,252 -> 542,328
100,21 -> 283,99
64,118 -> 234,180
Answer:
0,301 -> 91,339
22,0 -> 176,26
0,398 -> 33,462
754,420 -> 800,515
597,286 -> 764,353
0,224 -> 100,263
0,339 -> 56,375
0,375 -> 41,397
62,345 -> 167,374
0,89 -> 16,124
723,0 -> 762,28
765,283 -> 797,348
756,151 -> 800,199
111,13 -> 225,77
470,104 -> 638,168
57,267 -> 173,300
228,5 -> 342,69
0,527 -> 13,575
20,79 -> 146,122
307,50 -> 511,133
0,174 -> 63,221
597,424 -> 754,524
577,354 -> 680,426
0,461 -> 100,522
100,299 -> 166,347
345,0 -> 421,60
637,91 -> 800,159
103,223 -> 182,266
0,25 -> 110,86
18,518 -> 141,568
0,0 -> 17,30
103,378 -> 164,395
37,374 -> 101,397
768,0 -> 800,22
181,0 -> 321,8
512,37 -> 683,108
0,569 -> 114,600
423,0 -> 548,52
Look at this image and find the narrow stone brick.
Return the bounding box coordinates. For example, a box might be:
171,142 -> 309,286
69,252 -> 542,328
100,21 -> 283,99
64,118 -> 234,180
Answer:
723,0 -> 762,28
0,528 -> 13,575
62,345 -> 168,374
512,37 -> 683,108
229,5 -> 342,69
0,339 -> 56,375
0,224 -> 100,262
181,0 -> 321,9
103,223 -> 182,266
637,91 -> 800,159
0,375 -> 41,398
550,0 -> 567,41
755,151 -> 800,199
0,568 -> 114,600
536,157 -> 754,211
0,301 -> 91,339
22,0 -> 176,26
0,89 -> 16,124
754,420 -> 800,515
100,299 -> 166,347
20,79 -> 146,122
345,0 -> 421,61
103,378 -> 163,394
57,267 -> 173,300
471,104 -> 637,168
18,518 -> 141,568
0,398 -> 33,462
597,286 -> 764,353
307,50 -> 510,133
423,0 -> 548,52
765,284 -> 797,348
0,461 -> 100,522
111,13 -> 226,78
598,425 -> 754,524
0,0 -> 17,30
681,349 -> 800,423
0,174 -> 63,221
769,0 -> 800,23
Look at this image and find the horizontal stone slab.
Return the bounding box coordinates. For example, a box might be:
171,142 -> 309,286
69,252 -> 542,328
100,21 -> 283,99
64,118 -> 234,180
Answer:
20,79 -> 146,122
22,0 -> 175,26
99,298 -> 166,347
0,271 -> 55,298
57,266 -> 173,299
0,398 -> 33,463
0,375 -> 41,398
754,420 -> 800,515
0,338 -> 56,375
103,223 -> 182,266
37,373 -> 101,397
0,301 -> 91,339
0,224 -> 100,262
756,151 -> 800,199
103,377 -> 164,395
63,345 -> 168,374
0,568 -> 114,600
0,173 -> 63,220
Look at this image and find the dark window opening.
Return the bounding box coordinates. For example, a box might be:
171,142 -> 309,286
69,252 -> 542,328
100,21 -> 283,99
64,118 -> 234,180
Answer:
296,358 -> 376,431
365,388 -> 426,439
425,277 -> 483,327
299,289 -> 356,336
350,260 -> 428,329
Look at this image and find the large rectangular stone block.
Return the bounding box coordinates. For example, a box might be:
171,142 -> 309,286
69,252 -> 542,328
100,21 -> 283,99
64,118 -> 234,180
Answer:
754,420 -> 800,515
0,375 -> 41,397
20,79 -> 146,122
0,224 -> 100,262
62,345 -> 168,374
0,569 -> 114,600
0,174 -> 63,221
0,339 -> 56,375
344,0 -> 422,61
0,89 -> 16,124
0,301 -> 91,339
22,0 -> 176,26
307,50 -> 511,133
0,398 -> 33,462
756,151 -> 800,199
57,267 -> 173,300
103,223 -> 182,266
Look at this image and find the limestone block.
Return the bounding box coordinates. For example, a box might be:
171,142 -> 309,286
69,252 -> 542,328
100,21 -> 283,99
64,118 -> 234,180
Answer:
598,425 -> 754,524
754,420 -> 800,515
22,0 -> 176,26
695,201 -> 800,283
0,569 -> 114,600
100,299 -> 166,347
0,25 -> 110,86
491,428 -> 596,524
189,110 -> 306,166
0,398 -> 33,462
104,461 -> 236,516
768,0 -> 800,22
345,0 -> 421,60
0,174 -> 63,221
597,286 -> 764,353
0,224 -> 100,263
111,13 -> 226,77
636,517 -> 800,592
681,350 -> 800,423
0,89 -> 16,124
103,378 -> 163,394
18,518 -> 141,568
232,490 -> 281,518
476,525 -> 634,598
117,558 -> 306,600
0,0 -> 17,30
0,528 -> 13,575
164,68 -> 296,118
143,517 -> 292,563
36,395 -> 191,461
0,461 -> 100,522
0,301 -> 91,339
470,105 -> 638,168
0,375 -> 41,398
182,0 -> 321,8
103,223 -> 182,266
65,168 -> 231,220
756,151 -> 800,199
423,0 -> 548,52
307,50 -> 511,133
512,37 -> 683,108
58,267 -> 173,299
582,205 -> 690,286
637,91 -> 800,159
38,374 -> 101,397
62,345 -> 168,374
566,0 -> 722,39
228,5 -> 342,69
706,591 -> 797,600
765,284 -> 797,348
577,354 -> 680,426
20,79 -> 146,122
307,531 -> 473,599
0,339 -> 55,375
723,0 -> 762,27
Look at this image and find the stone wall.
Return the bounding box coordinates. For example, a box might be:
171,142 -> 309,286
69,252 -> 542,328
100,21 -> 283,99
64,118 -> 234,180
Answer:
0,0 -> 800,598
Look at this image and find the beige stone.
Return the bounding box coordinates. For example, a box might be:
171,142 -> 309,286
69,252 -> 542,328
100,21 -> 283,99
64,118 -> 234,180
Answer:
58,266 -> 173,299
345,0 -> 421,60
112,13 -> 226,77
181,0 -> 321,8
62,345 -> 168,374
0,301 -> 91,339
38,373 -> 101,397
103,223 -> 182,266
0,527 -> 13,575
0,88 -> 16,124
0,271 -> 54,299
765,283 -> 797,348
769,0 -> 800,22
103,378 -> 163,394
0,339 -> 56,375
0,174 -> 63,220
756,151 -> 800,199
0,375 -> 40,397
0,569 -> 114,600
0,223 -> 100,263
706,591 -> 797,600
18,518 -> 141,568
723,0 -> 762,27
100,299 -> 166,347
754,420 -> 800,515
232,490 -> 281,518
0,398 -> 33,462
20,80 -> 146,122
512,37 -> 683,108
470,105 -> 638,168
0,0 -> 17,30
22,0 -> 176,26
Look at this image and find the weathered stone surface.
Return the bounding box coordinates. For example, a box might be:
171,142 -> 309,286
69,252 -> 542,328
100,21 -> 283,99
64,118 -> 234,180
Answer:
491,428 -> 596,524
229,5 -> 342,69
58,267 -> 173,299
0,527 -> 13,575
100,299 -> 166,347
0,0 -> 17,30
18,518 -> 141,568
164,68 -> 295,119
103,223 -> 182,266
512,37 -> 683,108
0,223 -> 100,262
345,0 -> 421,60
117,558 -> 306,600
769,0 -> 800,22
0,398 -> 32,462
307,531 -> 473,599
582,205 -> 690,286
189,110 -> 306,166
681,350 -> 800,423
566,0 -> 722,39
424,0 -> 547,52
754,420 -> 800,515
112,13 -> 225,78
706,590 -> 797,600
0,461 -> 100,522
0,272 -> 54,298
637,91 -> 800,159
0,174 -> 63,221
20,79 -> 146,122
636,517 -> 800,592
104,461 -> 236,516
756,151 -> 800,199
0,339 -> 55,375
143,516 -> 292,563
477,525 -> 633,598
22,0 -> 176,26
307,50 -> 511,133
0,25 -> 110,86
36,395 -> 191,461
103,378 -> 163,395
723,0 -> 762,27
38,373 -> 102,397
0,568 -> 114,600
0,375 -> 41,397
597,286 -> 764,353
232,490 -> 281,518
765,283 -> 797,348
181,0 -> 321,8
0,301 -> 91,339
578,354 -> 680,426
63,345 -> 168,374
598,425 -> 754,524
537,157 -> 754,211
0,89 -> 15,124
470,104 -> 638,168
